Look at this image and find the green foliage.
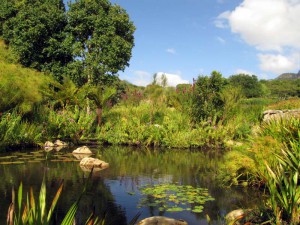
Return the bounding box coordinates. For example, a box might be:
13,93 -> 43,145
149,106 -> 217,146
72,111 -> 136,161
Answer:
2,0 -> 72,79
139,183 -> 214,213
261,79 -> 300,98
266,97 -> 300,110
86,84 -> 117,126
264,137 -> 300,224
42,76 -> 80,110
0,40 -> 49,114
67,0 -> 135,86
220,85 -> 244,122
228,74 -> 264,98
99,102 -> 234,148
192,71 -> 227,122
7,179 -> 63,225
44,106 -> 96,141
259,117 -> 300,147
0,111 -> 43,149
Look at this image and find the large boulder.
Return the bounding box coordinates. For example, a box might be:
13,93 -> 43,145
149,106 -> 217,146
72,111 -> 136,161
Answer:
72,146 -> 92,154
136,216 -> 188,225
79,157 -> 109,170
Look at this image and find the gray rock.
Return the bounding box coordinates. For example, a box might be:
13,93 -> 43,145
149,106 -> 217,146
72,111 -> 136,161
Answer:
72,146 -> 92,154
136,216 -> 188,225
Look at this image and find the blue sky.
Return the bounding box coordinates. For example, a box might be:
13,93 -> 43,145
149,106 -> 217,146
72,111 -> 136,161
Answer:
66,0 -> 300,86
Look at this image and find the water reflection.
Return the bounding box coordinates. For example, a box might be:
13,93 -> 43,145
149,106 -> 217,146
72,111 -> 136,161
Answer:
0,146 -> 264,225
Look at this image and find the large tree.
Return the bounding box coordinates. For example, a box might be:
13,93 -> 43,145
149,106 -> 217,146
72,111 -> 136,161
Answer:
67,0 -> 136,86
1,0 -> 72,80
228,74 -> 263,98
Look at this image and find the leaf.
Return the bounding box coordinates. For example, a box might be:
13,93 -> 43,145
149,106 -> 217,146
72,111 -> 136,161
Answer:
39,179 -> 46,222
47,180 -> 64,222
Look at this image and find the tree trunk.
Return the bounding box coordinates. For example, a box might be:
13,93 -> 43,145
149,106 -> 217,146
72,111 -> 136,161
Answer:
96,107 -> 102,126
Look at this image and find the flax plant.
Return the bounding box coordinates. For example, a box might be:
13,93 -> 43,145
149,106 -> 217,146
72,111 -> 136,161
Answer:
264,138 -> 300,225
7,180 -> 63,225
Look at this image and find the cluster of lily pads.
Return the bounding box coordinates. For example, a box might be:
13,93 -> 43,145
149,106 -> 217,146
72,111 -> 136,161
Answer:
138,183 -> 214,213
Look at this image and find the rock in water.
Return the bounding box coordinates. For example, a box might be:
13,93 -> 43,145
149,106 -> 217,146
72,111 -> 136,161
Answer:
79,157 -> 109,169
72,146 -> 92,154
44,141 -> 54,147
54,139 -> 68,146
136,216 -> 188,225
225,209 -> 248,225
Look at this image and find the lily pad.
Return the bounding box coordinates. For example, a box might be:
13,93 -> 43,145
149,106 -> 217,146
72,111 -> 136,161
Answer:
139,183 -> 214,213
0,161 -> 25,165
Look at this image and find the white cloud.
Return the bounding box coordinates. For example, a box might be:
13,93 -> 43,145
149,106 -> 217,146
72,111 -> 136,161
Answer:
234,69 -> 255,75
214,11 -> 230,28
156,72 -> 189,87
218,0 -> 300,51
166,48 -> 177,55
258,53 -> 299,74
215,0 -> 300,74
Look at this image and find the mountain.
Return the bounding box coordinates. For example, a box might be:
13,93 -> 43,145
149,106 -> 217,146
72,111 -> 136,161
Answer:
276,71 -> 300,80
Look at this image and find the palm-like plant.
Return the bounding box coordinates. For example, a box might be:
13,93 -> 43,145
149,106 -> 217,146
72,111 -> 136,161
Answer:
86,85 -> 116,126
42,76 -> 79,110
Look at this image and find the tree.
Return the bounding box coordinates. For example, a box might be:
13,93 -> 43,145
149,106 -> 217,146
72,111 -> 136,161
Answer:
191,71 -> 227,122
67,0 -> 135,86
228,74 -> 263,98
1,0 -> 72,80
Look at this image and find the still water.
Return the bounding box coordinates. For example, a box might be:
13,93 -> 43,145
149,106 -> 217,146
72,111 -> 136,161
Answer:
0,146 -> 263,225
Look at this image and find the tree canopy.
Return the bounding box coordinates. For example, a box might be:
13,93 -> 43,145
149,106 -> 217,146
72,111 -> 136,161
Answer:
0,0 -> 135,85
192,71 -> 227,122
1,0 -> 72,80
228,74 -> 263,98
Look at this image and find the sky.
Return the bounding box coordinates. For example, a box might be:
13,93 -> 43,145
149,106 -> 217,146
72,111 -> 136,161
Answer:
67,0 -> 300,86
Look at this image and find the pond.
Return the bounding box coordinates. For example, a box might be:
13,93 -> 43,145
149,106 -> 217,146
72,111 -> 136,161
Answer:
0,146 -> 264,225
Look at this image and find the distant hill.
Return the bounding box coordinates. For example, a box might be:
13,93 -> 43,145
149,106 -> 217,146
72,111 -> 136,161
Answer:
276,71 -> 300,80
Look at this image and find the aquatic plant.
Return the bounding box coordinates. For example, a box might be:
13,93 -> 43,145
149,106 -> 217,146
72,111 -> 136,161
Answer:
138,183 -> 214,213
7,180 -> 63,225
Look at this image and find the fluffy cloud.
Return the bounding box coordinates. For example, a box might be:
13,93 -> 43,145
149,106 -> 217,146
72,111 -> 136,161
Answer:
155,72 -> 189,87
215,0 -> 300,74
216,0 -> 300,51
258,53 -> 299,74
126,71 -> 189,87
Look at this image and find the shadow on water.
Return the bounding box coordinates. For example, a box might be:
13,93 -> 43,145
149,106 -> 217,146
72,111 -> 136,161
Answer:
0,146 -> 264,225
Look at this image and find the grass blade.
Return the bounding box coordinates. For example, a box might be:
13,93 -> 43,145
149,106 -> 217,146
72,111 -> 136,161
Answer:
47,180 -> 64,222
39,179 -> 46,222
